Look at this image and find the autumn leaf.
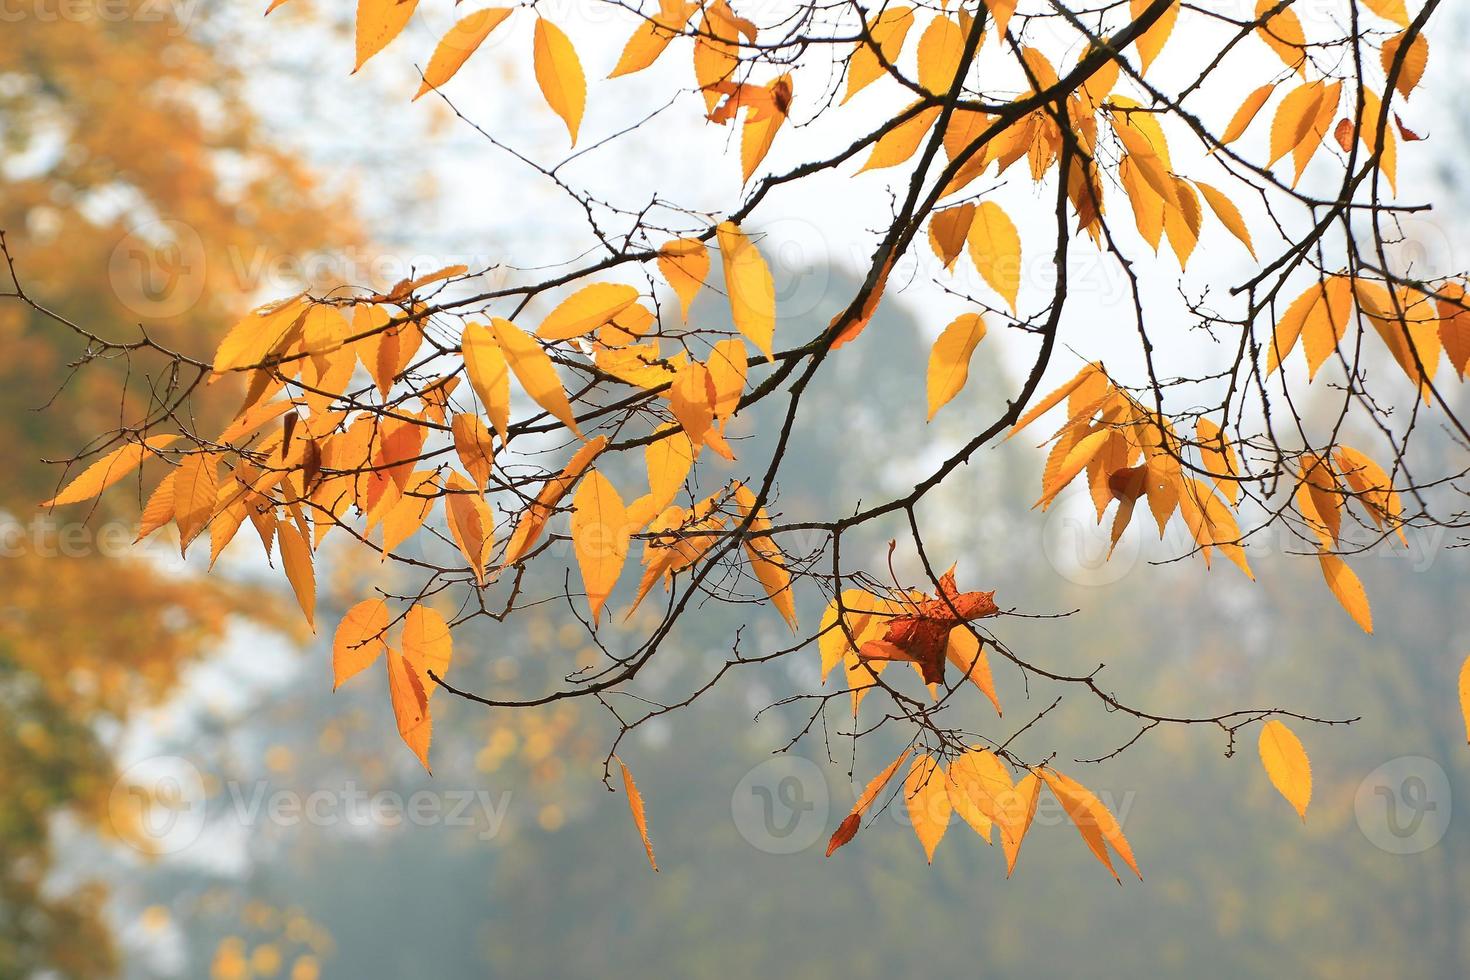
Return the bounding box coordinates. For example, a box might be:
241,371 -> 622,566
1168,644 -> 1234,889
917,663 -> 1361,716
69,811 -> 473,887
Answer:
276,518 -> 316,630
967,201 -> 1021,311
1131,0 -> 1179,76
926,313 -> 987,420
905,755 -> 952,863
387,648 -> 432,771
844,7 -> 914,102
1258,719 -> 1312,820
945,626 -> 1001,715
1382,29 -> 1429,100
462,323 -> 511,444
1220,83 -> 1273,146
857,566 -> 998,685
732,481 -> 797,629
827,748 -> 911,857
491,318 -> 582,438
617,758 -> 658,871
414,8 -> 512,99
1039,768 -> 1142,881
538,283 -> 640,341
451,413 -> 496,491
355,0 -> 420,73
333,599 -> 390,689
1254,0 -> 1306,74
656,238 -> 710,321
715,221 -> 776,361
533,18 -> 585,144
1459,655 -> 1470,744
42,434 -> 179,508
572,470 -> 630,624
1318,550 -> 1372,634
928,204 -> 975,271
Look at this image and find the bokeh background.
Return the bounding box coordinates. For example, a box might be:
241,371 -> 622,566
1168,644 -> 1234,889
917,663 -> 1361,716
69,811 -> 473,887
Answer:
5,2 -> 1470,977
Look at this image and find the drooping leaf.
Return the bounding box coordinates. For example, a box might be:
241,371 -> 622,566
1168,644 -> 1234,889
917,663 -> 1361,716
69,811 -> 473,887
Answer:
617,757 -> 659,871
715,221 -> 776,361
657,238 -> 710,321
1381,29 -> 1429,99
403,602 -> 453,693
491,317 -> 582,437
572,470 -> 630,624
276,518 -> 316,630
1258,719 -> 1312,820
905,755 -> 952,863
827,748 -> 911,857
844,6 -> 914,102
462,322 -> 512,444
533,18 -> 586,144
1318,550 -> 1372,634
926,313 -> 987,420
967,201 -> 1021,311
387,648 -> 432,771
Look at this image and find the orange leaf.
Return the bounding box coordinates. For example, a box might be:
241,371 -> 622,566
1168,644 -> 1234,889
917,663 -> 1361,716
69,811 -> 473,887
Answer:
1258,719 -> 1312,820
617,758 -> 658,871
827,748 -> 911,857
905,755 -> 952,863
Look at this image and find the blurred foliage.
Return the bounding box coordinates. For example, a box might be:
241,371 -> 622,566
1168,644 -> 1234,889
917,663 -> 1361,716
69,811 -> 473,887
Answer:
0,2 -> 354,973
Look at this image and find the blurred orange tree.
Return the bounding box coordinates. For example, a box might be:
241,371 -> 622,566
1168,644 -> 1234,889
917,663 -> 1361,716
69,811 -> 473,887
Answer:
0,3 -> 353,973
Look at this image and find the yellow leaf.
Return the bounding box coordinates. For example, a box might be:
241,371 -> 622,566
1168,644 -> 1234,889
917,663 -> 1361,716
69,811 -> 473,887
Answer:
1036,427 -> 1111,509
135,471 -> 177,542
1258,719 -> 1312,820
462,323 -> 511,444
173,452 -> 219,552
503,436 -> 607,565
706,338 -> 748,419
860,104 -> 941,172
1220,83 -> 1274,146
333,599 -> 389,689
1195,181 -> 1255,258
1195,417 -> 1241,505
944,761 -> 993,842
916,14 -> 966,94
926,313 -> 987,420
827,748 -> 911,856
983,0 -> 1017,40
1381,29 -> 1429,100
1269,80 -> 1326,170
533,18 -> 585,144
414,8 -> 512,98
617,758 -> 658,871
733,481 -> 797,630
451,413 -> 496,491
276,518 -> 316,630
1301,274 -> 1353,379
668,359 -> 715,445
657,238 -> 710,321
844,6 -> 914,102
1000,771 -> 1040,876
1255,0 -> 1306,74
1364,0 -> 1410,28
354,0 -> 419,72
1459,655 -> 1470,744
740,74 -> 793,183
967,201 -> 1021,311
491,317 -> 582,437
403,602 -> 453,693
538,283 -> 640,341
715,222 -> 776,361
1039,768 -> 1142,880
1131,0 -> 1178,75
945,626 -> 1001,715
42,434 -> 179,508
444,471 -> 495,584
1318,550 -> 1372,634
905,756 -> 952,863
609,2 -> 690,78
928,204 -> 975,271
387,648 -> 432,771
572,470 -> 630,624
1008,363 -> 1099,438
1265,279 -> 1324,375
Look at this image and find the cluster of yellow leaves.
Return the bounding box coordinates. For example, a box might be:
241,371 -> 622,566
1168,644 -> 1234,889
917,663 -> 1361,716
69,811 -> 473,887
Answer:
333,600 -> 453,771
828,746 -> 1141,882
1013,363 -> 1252,578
